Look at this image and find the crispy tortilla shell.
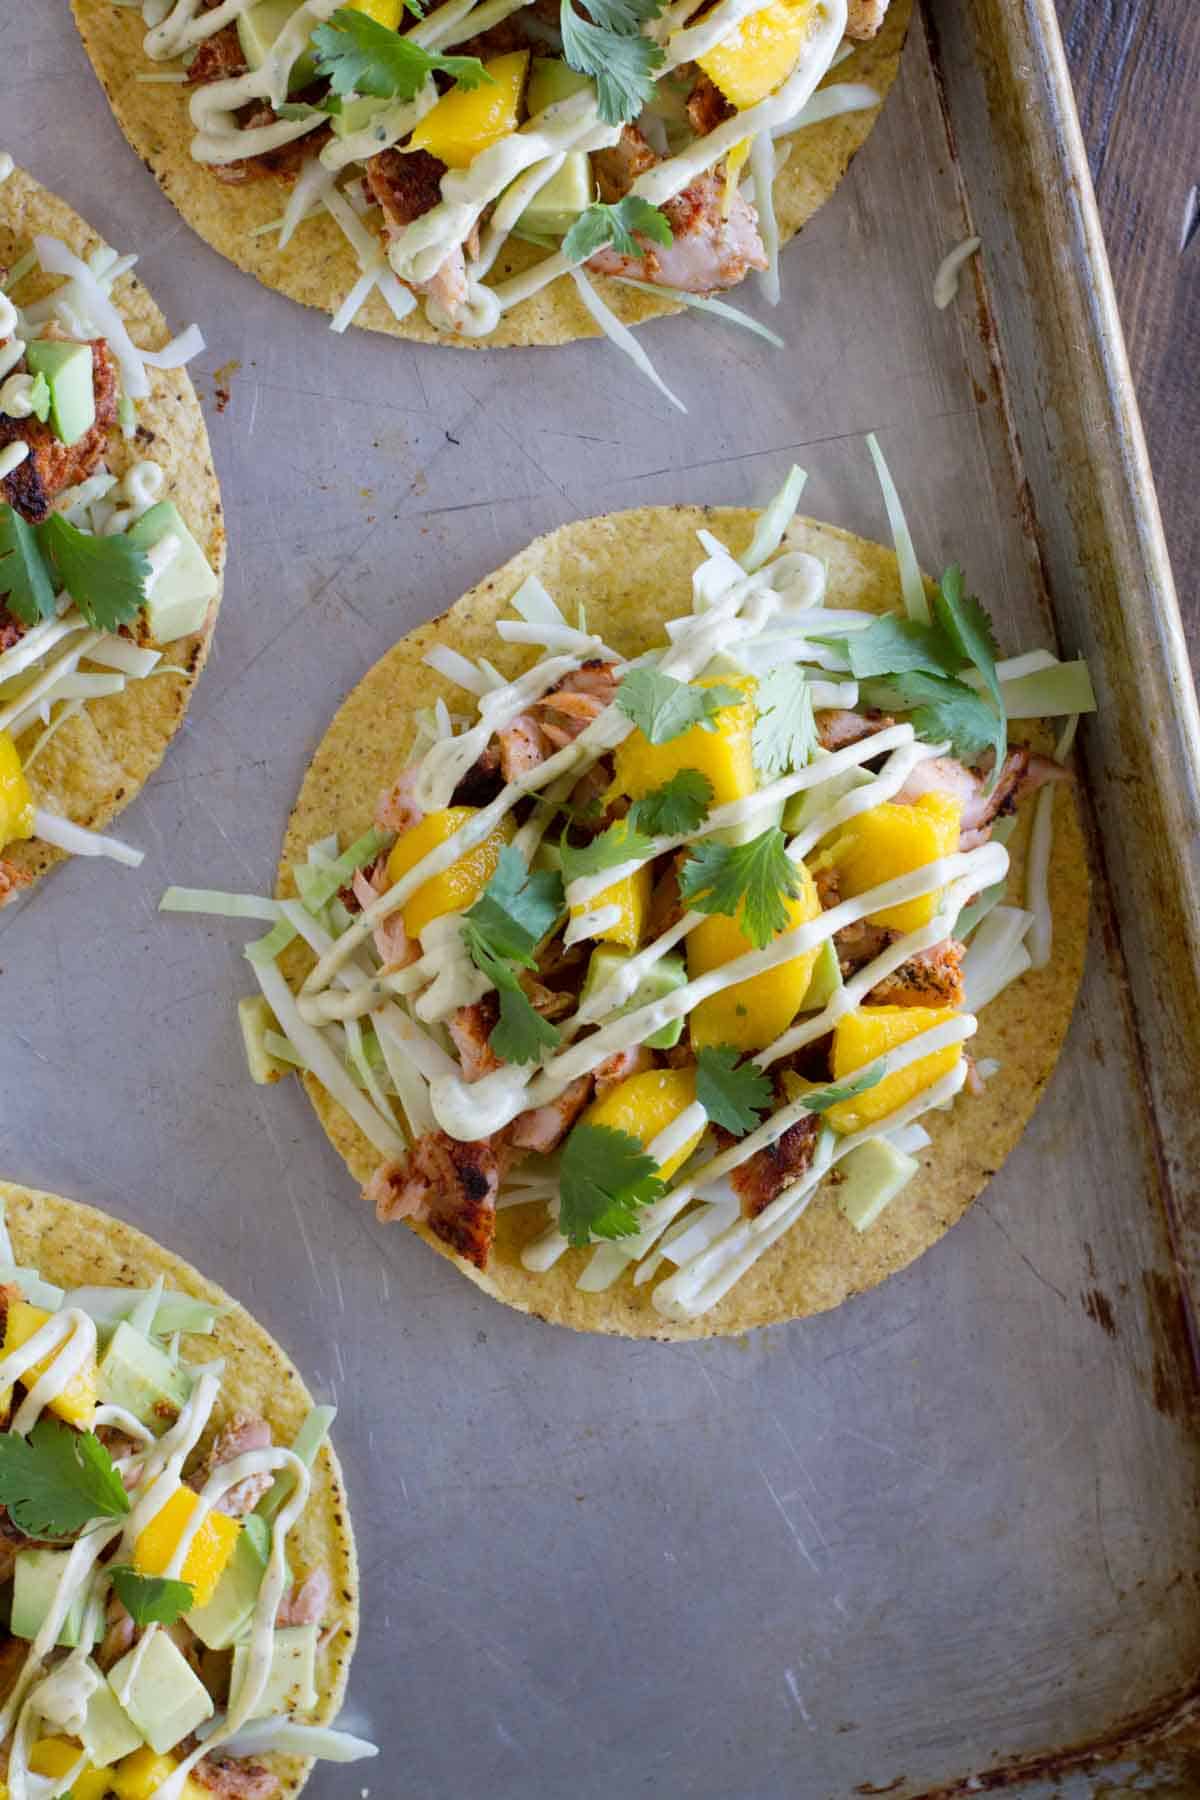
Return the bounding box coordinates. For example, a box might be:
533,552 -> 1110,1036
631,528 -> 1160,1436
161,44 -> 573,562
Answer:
1,167 -> 224,891
0,1180 -> 358,1797
281,505 -> 1089,1337
71,0 -> 911,347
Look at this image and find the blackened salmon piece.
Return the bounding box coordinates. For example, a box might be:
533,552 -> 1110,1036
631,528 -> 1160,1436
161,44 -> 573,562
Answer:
724,1113 -> 821,1219
587,172 -> 767,294
510,1074 -> 592,1152
869,939 -> 964,1008
815,708 -> 895,752
0,606 -> 24,652
365,148 -> 448,228
187,23 -> 248,84
593,125 -> 660,203
449,997 -> 502,1082
452,740 -> 504,808
0,338 -> 117,523
365,1130 -> 502,1270
687,71 -> 735,136
193,1758 -> 280,1798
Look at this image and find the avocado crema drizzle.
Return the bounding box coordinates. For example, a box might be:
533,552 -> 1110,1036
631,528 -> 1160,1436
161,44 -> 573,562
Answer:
128,0 -> 878,346
165,463 -> 1089,1321
0,154 -> 218,873
0,1208 -> 373,1799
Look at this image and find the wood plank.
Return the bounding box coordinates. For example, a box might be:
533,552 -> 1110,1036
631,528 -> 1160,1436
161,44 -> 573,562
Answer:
1055,0 -> 1200,644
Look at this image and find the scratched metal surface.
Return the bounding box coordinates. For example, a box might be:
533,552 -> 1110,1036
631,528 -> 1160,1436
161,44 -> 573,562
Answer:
1,2 -> 1197,1796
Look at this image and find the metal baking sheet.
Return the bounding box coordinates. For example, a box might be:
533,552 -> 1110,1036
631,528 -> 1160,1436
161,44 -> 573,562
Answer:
1,1 -> 1195,1793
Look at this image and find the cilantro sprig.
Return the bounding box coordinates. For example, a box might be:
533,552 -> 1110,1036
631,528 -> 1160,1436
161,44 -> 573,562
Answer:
558,1122 -> 664,1246
40,515 -> 151,633
562,197 -> 673,265
798,1063 -> 887,1114
0,506 -> 57,627
109,1566 -> 195,1628
0,1418 -> 131,1539
312,7 -> 490,103
461,846 -> 565,1065
628,769 -> 712,838
679,825 -> 802,950
559,816 -> 655,887
752,665 -> 816,781
695,1045 -> 772,1137
616,667 -> 741,745
560,0 -> 664,125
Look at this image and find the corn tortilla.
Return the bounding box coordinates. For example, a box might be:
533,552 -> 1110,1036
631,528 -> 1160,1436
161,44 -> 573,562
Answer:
71,0 -> 911,347
0,1179 -> 358,1797
280,505 -> 1089,1338
1,167 -> 225,890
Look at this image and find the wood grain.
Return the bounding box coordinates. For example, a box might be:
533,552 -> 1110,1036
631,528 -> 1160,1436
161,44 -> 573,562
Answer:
1055,0 -> 1200,638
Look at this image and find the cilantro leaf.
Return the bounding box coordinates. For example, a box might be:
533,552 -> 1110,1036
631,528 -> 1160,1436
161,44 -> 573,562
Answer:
312,7 -> 490,102
861,669 -> 1005,770
559,817 -> 656,886
933,566 -> 1001,708
695,1045 -> 772,1137
462,844 -> 563,965
558,1122 -> 664,1247
752,664 -> 816,781
28,373 -> 50,425
678,826 -> 801,950
814,615 -> 959,681
628,769 -> 712,838
0,504 -> 57,627
562,197 -> 673,264
560,0 -> 664,125
616,667 -> 742,745
39,514 -> 149,632
798,1062 -> 887,1113
490,984 -> 562,1064
0,1418 -> 131,1539
109,1566 -> 195,1628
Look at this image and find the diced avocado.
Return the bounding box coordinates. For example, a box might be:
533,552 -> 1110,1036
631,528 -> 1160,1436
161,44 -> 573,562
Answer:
330,95 -> 391,140
835,1136 -> 919,1233
527,57 -> 593,115
800,936 -> 841,1012
125,500 -> 218,646
81,1662 -> 145,1767
187,1516 -> 270,1652
96,1320 -> 192,1434
232,1624 -> 319,1719
11,1549 -> 99,1648
23,340 -> 95,447
581,947 -> 687,1050
236,0 -> 319,93
782,756 -> 874,836
517,153 -> 594,238
238,996 -> 289,1087
108,1632 -> 214,1756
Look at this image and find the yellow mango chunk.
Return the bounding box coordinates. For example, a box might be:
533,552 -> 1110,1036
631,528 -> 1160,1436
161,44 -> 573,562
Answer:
0,731 -> 34,847
612,675 -> 757,809
826,1004 -> 961,1134
30,1741 -> 108,1800
584,1065 -> 703,1181
570,854 -> 651,951
346,0 -> 403,23
832,791 -> 962,934
688,860 -> 820,1053
1,1301 -> 97,1428
112,1748 -> 207,1800
133,1488 -> 240,1610
410,52 -> 529,170
698,0 -> 816,109
386,806 -> 514,939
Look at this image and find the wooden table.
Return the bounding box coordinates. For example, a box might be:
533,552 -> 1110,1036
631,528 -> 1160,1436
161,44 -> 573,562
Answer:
1058,0 -> 1199,636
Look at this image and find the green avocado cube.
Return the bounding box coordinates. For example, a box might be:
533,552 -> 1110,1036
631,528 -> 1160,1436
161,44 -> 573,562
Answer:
231,1624 -> 318,1719
97,1320 -> 192,1434
125,500 -> 219,645
517,153 -> 594,238
23,339 -> 95,447
580,947 -> 687,1050
108,1632 -> 214,1756
236,0 -> 319,93
11,1549 -> 99,1648
187,1517 -> 270,1652
81,1663 -> 145,1767
836,1137 -> 920,1233
799,936 -> 841,1013
330,95 -> 392,140
527,57 -> 593,115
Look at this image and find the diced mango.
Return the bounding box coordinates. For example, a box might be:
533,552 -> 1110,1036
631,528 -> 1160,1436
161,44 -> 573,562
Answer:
346,0 -> 403,23
612,675 -> 757,809
698,0 -> 816,108
831,790 -> 962,934
0,731 -> 34,848
112,1747 -> 207,1800
133,1488 -> 241,1610
688,859 -> 820,1053
1,1301 -> 97,1428
827,1004 -> 961,1134
410,52 -> 529,170
569,848 -> 652,951
386,806 -> 514,939
30,1740 -> 109,1800
584,1065 -> 703,1181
